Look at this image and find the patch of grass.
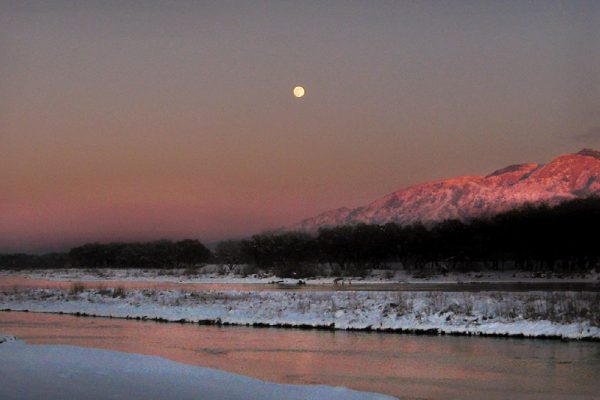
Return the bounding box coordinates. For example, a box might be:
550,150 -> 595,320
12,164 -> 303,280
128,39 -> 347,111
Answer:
112,286 -> 127,298
69,282 -> 85,295
411,270 -> 434,280
94,284 -> 111,296
383,270 -> 395,279
183,266 -> 200,276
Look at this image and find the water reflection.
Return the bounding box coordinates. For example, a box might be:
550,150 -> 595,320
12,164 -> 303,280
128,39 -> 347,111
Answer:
0,311 -> 598,400
1,276 -> 598,292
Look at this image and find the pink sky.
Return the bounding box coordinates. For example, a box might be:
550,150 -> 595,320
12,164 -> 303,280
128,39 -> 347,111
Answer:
1,1 -> 599,252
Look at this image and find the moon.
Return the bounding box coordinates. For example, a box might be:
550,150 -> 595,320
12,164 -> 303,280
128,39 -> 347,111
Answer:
293,86 -> 305,98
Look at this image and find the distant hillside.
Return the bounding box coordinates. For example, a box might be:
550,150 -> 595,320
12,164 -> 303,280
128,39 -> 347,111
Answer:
294,149 -> 600,230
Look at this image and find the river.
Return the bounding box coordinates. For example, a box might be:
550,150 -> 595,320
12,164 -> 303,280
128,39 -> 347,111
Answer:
1,276 -> 598,292
0,311 -> 598,400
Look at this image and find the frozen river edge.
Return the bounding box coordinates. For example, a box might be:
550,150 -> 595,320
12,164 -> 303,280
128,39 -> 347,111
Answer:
0,336 -> 396,400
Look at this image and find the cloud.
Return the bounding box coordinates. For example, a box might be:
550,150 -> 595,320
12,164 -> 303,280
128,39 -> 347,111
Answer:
570,127 -> 600,143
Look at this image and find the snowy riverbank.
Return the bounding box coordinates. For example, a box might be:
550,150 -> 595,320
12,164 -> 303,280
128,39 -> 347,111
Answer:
0,334 -> 15,344
1,288 -> 598,340
0,337 -> 395,400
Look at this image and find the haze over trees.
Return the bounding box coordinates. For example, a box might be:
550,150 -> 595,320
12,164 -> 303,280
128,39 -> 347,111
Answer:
1,198 -> 599,277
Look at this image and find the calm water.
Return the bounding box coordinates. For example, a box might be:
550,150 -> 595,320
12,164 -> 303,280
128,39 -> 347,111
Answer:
2,276 -> 598,292
0,311 -> 598,400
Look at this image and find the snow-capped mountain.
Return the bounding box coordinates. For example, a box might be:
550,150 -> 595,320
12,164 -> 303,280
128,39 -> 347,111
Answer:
294,149 -> 600,230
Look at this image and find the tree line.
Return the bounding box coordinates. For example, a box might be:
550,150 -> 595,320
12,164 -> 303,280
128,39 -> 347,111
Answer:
0,240 -> 212,270
217,197 -> 600,276
1,197 -> 599,276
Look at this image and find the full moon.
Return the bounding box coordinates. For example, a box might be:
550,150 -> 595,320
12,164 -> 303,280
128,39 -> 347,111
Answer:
293,86 -> 305,98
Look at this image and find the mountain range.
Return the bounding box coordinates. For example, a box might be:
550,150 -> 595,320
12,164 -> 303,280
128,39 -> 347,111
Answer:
294,149 -> 600,231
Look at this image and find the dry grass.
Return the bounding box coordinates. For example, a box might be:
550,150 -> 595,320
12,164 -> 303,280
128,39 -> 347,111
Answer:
112,286 -> 127,298
4,283 -> 598,329
69,282 -> 85,295
183,266 -> 200,276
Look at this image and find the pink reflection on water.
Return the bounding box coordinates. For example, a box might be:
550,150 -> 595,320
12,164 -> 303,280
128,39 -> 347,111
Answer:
0,312 -> 598,400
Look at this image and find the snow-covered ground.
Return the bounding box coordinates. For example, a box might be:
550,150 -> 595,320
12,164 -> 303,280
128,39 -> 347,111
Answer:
1,288 -> 598,340
0,337 -> 395,400
0,334 -> 15,344
2,266 -> 598,284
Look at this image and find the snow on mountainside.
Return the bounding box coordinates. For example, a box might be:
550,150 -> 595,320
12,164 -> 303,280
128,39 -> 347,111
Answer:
294,149 -> 600,230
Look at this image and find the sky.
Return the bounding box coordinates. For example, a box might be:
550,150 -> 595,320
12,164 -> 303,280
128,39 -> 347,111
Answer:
1,1 -> 599,252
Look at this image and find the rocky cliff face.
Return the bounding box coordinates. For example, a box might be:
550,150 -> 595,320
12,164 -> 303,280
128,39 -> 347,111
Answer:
294,149 -> 600,230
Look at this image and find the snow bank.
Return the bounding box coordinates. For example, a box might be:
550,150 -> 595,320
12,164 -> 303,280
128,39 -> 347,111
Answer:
0,338 -> 395,400
1,288 -> 598,340
0,334 -> 15,344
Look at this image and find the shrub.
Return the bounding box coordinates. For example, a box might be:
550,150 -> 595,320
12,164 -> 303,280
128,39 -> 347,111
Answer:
69,282 -> 85,295
112,286 -> 127,298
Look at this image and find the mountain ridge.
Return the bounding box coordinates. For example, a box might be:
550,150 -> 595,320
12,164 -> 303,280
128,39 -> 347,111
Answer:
293,149 -> 600,231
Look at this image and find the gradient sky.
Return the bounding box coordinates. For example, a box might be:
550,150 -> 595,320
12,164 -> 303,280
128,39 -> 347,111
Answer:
1,1 -> 599,252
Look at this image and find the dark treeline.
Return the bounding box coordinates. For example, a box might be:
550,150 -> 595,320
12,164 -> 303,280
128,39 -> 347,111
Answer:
1,197 -> 599,275
0,240 -> 212,270
217,197 -> 600,277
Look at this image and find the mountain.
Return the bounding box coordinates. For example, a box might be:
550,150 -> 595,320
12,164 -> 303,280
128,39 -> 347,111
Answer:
294,149 -> 600,231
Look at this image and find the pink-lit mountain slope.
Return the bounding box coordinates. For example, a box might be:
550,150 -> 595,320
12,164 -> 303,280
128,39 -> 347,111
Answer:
294,149 -> 600,230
